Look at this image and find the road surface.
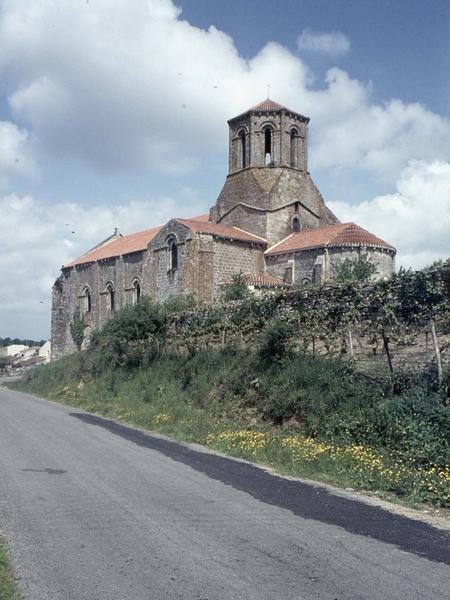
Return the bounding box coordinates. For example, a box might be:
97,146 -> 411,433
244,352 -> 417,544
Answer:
0,386 -> 449,599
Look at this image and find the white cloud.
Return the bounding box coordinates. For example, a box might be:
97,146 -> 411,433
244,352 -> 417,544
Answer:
0,189 -> 206,338
311,89 -> 450,181
0,0 -> 448,184
297,29 -> 351,56
0,120 -> 36,187
328,160 -> 450,269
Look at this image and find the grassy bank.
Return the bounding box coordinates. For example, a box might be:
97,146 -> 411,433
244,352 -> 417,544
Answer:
12,345 -> 450,508
0,532 -> 21,600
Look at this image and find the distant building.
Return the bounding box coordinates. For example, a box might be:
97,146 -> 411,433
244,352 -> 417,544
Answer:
52,99 -> 396,359
2,344 -> 27,357
38,341 -> 51,363
16,347 -> 41,360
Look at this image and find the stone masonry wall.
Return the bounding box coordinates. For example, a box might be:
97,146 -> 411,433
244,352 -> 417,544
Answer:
145,220 -> 194,303
265,246 -> 396,289
266,249 -> 323,284
51,251 -> 146,360
326,247 -> 396,280
212,239 -> 265,297
228,110 -> 308,173
218,204 -> 268,240
212,167 -> 337,233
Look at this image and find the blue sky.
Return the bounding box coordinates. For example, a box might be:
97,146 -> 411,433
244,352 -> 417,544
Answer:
0,0 -> 449,339
182,0 -> 450,117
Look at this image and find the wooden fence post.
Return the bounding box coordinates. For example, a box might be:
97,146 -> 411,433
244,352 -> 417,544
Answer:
429,318 -> 443,386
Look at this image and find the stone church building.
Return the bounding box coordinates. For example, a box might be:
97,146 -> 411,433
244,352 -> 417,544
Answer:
51,99 -> 396,358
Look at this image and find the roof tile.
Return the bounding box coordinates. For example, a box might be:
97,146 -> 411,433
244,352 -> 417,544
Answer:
265,223 -> 396,256
65,226 -> 161,267
176,219 -> 267,244
227,272 -> 289,287
231,98 -> 309,121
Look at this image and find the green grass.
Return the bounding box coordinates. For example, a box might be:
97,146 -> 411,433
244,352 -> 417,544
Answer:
11,348 -> 450,509
0,531 -> 21,600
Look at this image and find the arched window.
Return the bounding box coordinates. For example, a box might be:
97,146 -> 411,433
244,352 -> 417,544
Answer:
239,130 -> 246,169
292,215 -> 300,232
106,282 -> 115,312
83,286 -> 91,313
264,126 -> 272,165
167,236 -> 178,271
133,279 -> 141,305
290,128 -> 298,168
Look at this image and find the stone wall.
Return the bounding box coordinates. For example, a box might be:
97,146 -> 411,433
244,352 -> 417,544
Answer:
266,249 -> 323,284
265,246 -> 396,288
228,109 -> 308,173
212,239 -> 265,296
218,204 -> 268,241
326,247 -> 396,280
212,168 -> 336,242
51,251 -> 146,360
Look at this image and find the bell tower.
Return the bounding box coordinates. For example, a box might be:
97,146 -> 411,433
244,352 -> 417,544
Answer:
227,98 -> 309,174
210,98 -> 338,244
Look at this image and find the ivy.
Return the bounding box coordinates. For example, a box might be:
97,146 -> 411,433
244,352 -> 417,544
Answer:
165,264 -> 449,382
70,307 -> 85,351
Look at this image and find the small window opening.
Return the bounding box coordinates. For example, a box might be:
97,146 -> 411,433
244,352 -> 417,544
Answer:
84,288 -> 91,313
290,129 -> 298,168
264,127 -> 272,165
239,130 -> 246,169
106,283 -> 115,312
293,216 -> 300,232
134,280 -> 141,304
167,237 -> 178,271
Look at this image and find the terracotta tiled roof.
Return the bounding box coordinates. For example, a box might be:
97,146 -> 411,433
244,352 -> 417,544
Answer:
226,272 -> 289,288
176,219 -> 267,244
65,226 -> 161,267
265,223 -> 396,256
189,213 -> 210,222
251,98 -> 289,112
231,98 -> 309,121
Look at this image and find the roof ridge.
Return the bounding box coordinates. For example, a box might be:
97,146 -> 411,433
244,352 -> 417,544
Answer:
265,233 -> 294,254
231,225 -> 267,242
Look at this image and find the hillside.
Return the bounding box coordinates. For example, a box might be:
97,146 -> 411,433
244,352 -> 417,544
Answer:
11,266 -> 450,508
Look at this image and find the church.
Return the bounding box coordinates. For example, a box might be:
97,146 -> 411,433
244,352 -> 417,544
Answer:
51,99 -> 396,359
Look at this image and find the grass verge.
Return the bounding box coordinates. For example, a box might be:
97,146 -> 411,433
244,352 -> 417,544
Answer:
0,531 -> 21,600
10,348 -> 450,509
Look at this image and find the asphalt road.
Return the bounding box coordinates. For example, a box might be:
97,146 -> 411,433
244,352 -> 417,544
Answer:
0,387 -> 449,600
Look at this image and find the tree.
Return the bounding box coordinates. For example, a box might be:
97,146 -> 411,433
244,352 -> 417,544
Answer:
0,357 -> 8,374
222,273 -> 250,301
70,307 -> 85,351
331,256 -> 378,359
333,254 -> 378,285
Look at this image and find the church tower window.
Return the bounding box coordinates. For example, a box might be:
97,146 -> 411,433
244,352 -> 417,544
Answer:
290,128 -> 298,168
264,126 -> 273,165
239,130 -> 247,169
292,215 -> 300,232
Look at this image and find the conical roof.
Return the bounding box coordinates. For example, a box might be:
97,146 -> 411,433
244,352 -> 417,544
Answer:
250,98 -> 288,112
230,98 -> 308,122
265,223 -> 396,256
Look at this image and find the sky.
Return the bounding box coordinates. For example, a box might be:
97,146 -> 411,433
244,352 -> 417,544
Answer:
0,0 -> 449,340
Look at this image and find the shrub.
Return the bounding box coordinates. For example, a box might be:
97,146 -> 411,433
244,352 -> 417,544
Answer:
69,307 -> 85,351
258,319 -> 295,365
89,298 -> 167,368
221,273 -> 250,301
